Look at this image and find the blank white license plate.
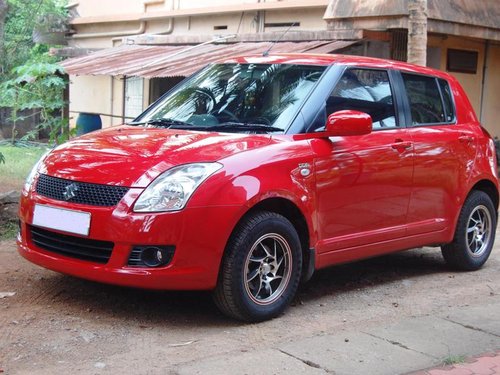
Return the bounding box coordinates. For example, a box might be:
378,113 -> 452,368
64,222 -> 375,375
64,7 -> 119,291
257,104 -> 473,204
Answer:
32,204 -> 91,236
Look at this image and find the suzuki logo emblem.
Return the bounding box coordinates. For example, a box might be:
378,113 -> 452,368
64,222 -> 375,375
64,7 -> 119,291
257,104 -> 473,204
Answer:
63,183 -> 79,201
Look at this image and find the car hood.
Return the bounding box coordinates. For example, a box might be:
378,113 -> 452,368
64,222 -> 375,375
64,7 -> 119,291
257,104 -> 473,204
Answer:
40,126 -> 274,187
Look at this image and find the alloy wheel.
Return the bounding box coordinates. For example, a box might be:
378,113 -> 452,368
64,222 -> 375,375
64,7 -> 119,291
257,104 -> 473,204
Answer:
466,205 -> 492,257
244,233 -> 292,305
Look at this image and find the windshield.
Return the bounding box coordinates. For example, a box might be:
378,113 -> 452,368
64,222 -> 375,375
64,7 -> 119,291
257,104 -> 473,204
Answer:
134,63 -> 326,133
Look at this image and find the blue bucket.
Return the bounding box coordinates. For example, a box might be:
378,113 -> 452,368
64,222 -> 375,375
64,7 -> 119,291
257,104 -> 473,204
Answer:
76,113 -> 102,135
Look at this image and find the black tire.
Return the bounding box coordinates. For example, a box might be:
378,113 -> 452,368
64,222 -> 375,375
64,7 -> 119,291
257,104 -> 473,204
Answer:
441,190 -> 496,271
213,211 -> 302,322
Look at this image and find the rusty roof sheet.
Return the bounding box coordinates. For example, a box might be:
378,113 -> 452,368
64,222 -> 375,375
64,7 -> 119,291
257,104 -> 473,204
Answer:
60,40 -> 355,78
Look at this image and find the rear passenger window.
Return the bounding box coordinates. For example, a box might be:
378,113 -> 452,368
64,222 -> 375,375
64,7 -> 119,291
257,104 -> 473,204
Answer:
327,69 -> 397,129
438,79 -> 455,122
402,74 -> 448,125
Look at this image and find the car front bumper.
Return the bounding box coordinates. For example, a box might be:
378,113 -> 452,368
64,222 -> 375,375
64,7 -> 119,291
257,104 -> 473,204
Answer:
17,187 -> 243,290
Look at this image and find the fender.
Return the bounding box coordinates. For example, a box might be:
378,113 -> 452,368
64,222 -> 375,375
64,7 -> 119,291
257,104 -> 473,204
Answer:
189,137 -> 319,249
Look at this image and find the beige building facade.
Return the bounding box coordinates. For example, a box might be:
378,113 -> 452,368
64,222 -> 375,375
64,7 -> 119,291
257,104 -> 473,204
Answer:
64,0 -> 331,127
61,0 -> 500,137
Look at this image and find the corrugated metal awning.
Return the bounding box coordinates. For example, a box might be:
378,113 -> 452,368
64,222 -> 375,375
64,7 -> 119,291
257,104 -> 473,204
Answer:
60,40 -> 355,78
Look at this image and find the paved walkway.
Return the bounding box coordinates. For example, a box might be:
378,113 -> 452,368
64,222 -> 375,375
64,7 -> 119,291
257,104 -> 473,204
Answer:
175,301 -> 500,375
410,351 -> 500,375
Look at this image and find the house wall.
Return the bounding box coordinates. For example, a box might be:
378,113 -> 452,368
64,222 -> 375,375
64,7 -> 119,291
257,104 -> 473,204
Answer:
73,0 -> 295,18
176,14 -> 256,35
264,8 -> 326,30
427,35 -> 500,136
481,43 -> 500,137
74,0 -> 144,17
67,0 -> 330,129
69,75 -> 125,128
428,35 -> 485,116
113,76 -> 126,126
67,0 -> 500,137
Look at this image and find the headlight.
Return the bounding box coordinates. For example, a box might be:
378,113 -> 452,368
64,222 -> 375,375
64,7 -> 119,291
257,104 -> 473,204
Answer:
24,149 -> 51,192
133,163 -> 222,212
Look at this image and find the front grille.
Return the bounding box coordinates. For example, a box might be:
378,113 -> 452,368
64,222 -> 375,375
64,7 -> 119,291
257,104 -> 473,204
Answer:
29,225 -> 114,264
36,174 -> 129,207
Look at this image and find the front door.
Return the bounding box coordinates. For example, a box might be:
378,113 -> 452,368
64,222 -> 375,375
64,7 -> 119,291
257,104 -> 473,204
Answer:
313,68 -> 413,261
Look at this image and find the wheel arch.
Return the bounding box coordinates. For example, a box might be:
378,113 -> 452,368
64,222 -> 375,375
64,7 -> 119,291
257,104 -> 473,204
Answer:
227,197 -> 314,282
470,179 -> 499,212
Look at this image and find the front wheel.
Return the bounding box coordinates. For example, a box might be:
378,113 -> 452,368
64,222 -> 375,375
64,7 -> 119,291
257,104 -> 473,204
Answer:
441,190 -> 497,270
213,211 -> 302,322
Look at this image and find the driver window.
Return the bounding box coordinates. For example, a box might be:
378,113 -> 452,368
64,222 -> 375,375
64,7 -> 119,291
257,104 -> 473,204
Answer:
327,69 -> 397,129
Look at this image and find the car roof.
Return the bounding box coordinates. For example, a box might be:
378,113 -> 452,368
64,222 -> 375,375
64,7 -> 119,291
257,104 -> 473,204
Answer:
223,53 -> 452,80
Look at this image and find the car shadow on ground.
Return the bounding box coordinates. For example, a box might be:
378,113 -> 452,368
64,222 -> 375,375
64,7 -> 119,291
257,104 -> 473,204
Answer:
297,247 -> 447,303
28,247 -> 449,327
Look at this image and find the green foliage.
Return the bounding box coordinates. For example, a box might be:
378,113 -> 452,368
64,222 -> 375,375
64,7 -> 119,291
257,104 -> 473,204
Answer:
0,220 -> 18,240
0,54 -> 68,144
0,144 -> 48,183
0,143 -> 49,239
443,354 -> 466,366
0,0 -> 69,145
2,0 -> 67,79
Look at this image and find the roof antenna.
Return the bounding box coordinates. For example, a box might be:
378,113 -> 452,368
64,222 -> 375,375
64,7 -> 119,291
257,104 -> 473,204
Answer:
262,22 -> 297,57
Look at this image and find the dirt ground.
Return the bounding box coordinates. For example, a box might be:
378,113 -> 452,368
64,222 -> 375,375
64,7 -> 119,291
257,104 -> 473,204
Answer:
0,181 -> 22,194
1,232 -> 499,374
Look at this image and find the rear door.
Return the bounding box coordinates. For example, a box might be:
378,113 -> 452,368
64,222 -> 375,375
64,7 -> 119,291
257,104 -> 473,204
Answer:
314,68 -> 414,258
399,73 -> 477,236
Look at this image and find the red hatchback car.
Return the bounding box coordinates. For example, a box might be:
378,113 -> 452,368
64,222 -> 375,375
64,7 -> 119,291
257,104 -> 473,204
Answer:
18,54 -> 498,321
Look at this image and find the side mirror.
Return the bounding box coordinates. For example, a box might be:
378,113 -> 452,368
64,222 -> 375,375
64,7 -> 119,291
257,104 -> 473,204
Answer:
325,110 -> 372,137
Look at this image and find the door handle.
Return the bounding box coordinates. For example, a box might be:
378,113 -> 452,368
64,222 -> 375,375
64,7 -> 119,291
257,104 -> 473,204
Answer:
391,140 -> 413,151
459,134 -> 474,143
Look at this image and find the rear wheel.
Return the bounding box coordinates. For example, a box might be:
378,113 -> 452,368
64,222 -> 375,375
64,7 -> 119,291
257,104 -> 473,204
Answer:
213,211 -> 302,322
442,190 -> 496,270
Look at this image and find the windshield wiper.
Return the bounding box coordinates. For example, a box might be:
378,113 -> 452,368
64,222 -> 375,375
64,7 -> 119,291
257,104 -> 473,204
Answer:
214,122 -> 282,132
128,118 -> 191,127
167,122 -> 282,133
130,119 -> 282,133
